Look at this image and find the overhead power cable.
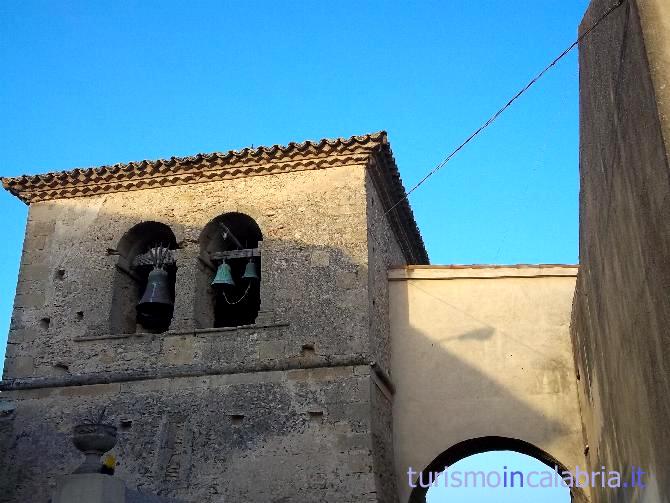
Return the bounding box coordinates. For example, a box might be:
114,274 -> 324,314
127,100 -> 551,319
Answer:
383,0 -> 626,218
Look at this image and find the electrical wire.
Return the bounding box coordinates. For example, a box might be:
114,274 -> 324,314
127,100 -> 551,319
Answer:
383,0 -> 627,218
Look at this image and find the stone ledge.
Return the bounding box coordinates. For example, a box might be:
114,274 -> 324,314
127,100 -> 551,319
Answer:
0,356 -> 375,392
73,321 -> 290,342
0,358 -> 396,398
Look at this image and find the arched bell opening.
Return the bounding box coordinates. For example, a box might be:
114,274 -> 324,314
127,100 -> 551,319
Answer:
110,221 -> 178,334
196,212 -> 262,329
409,436 -> 587,503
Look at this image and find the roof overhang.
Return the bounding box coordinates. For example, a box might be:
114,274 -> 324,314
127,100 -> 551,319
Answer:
1,131 -> 429,264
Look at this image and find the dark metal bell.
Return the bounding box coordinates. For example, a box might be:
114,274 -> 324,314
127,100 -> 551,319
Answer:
137,268 -> 174,330
242,259 -> 259,281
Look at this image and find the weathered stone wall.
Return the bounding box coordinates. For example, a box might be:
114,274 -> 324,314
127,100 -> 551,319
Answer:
1,366 -> 377,502
365,171 -> 407,377
0,161 -> 404,502
4,165 -> 371,380
573,0 -> 670,501
365,171 -> 408,503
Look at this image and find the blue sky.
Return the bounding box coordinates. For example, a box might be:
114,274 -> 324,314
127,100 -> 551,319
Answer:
0,2 -> 587,500
426,451 -> 570,502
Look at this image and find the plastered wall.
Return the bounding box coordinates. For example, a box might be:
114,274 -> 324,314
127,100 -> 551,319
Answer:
390,266 -> 585,503
573,0 -> 670,501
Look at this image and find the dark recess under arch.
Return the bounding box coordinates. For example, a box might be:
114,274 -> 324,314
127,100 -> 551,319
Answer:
110,221 -> 178,334
196,212 -> 262,328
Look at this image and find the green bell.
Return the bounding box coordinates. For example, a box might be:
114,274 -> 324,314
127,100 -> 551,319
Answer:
212,261 -> 235,286
242,259 -> 259,281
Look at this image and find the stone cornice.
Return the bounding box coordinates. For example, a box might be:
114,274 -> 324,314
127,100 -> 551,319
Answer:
2,131 -> 428,264
0,355 -> 373,392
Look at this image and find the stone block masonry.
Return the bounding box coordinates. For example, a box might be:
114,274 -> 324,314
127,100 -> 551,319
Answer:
2,366 -> 383,502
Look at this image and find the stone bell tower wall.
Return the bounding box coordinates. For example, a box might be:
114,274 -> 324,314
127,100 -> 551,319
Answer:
4,164 -> 373,382
364,169 -> 411,503
1,364 -> 385,502
0,152 -> 417,502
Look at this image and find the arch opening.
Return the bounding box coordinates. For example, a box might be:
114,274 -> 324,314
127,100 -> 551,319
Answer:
410,436 -> 586,503
110,221 -> 178,334
196,212 -> 262,328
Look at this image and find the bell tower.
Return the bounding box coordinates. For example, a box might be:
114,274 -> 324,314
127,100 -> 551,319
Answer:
0,132 -> 427,502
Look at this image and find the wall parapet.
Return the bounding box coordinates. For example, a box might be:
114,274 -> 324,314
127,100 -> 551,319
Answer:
389,264 -> 578,280
72,322 -> 290,342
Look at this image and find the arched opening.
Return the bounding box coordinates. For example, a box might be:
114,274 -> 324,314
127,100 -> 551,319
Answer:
196,212 -> 262,328
410,437 -> 586,503
110,221 -> 177,334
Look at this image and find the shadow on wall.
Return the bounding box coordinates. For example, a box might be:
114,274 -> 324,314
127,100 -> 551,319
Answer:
391,275 -> 586,503
445,327 -> 495,342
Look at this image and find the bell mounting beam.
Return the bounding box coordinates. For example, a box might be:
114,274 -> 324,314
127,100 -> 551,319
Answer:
132,248 -> 177,268
210,248 -> 260,261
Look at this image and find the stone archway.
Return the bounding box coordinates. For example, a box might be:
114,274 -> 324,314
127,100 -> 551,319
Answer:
408,436 -> 588,503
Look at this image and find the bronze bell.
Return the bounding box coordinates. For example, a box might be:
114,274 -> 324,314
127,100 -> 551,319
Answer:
211,261 -> 235,286
242,258 -> 259,281
137,267 -> 174,330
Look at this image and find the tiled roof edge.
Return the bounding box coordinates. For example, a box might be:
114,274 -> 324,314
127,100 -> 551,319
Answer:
2,130 -> 428,264
368,143 -> 429,265
2,131 -> 388,203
